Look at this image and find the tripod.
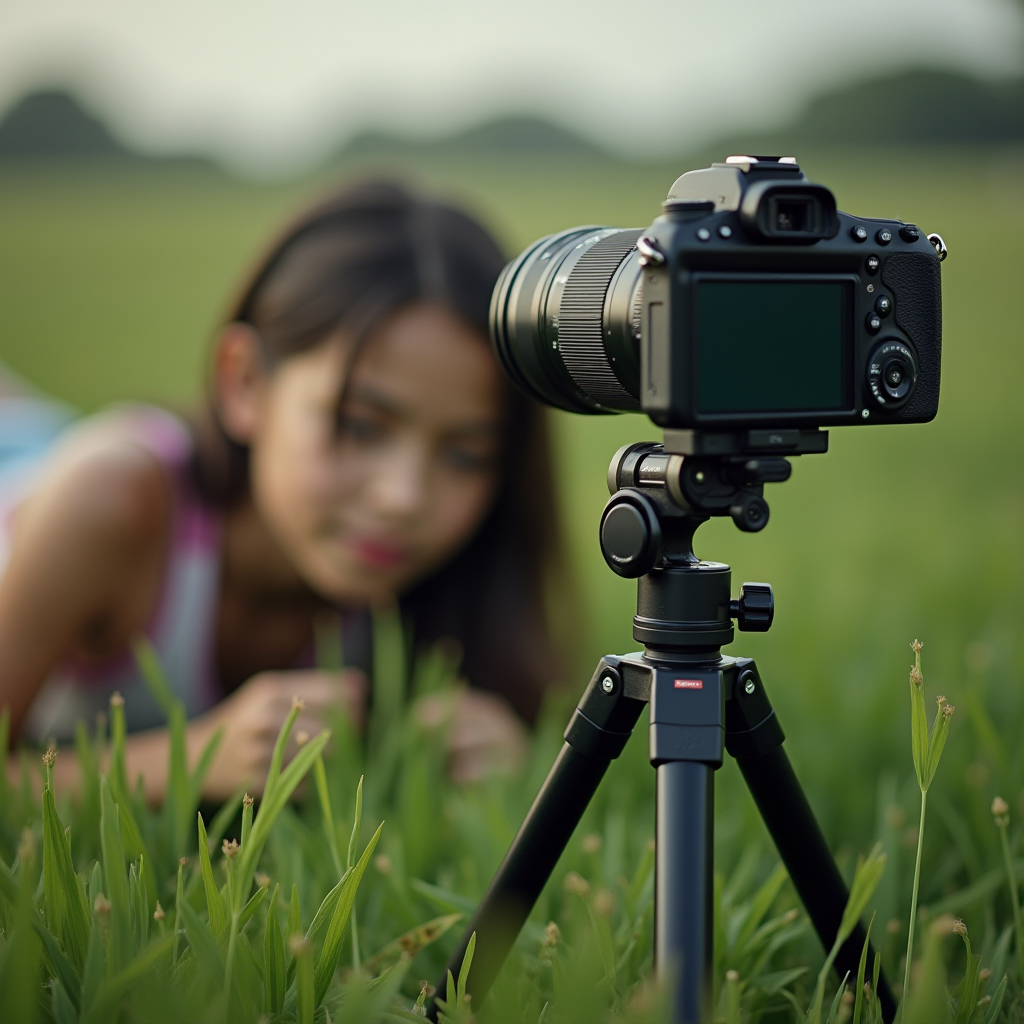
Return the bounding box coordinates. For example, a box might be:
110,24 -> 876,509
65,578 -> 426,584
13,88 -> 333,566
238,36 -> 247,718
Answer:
428,432 -> 896,1024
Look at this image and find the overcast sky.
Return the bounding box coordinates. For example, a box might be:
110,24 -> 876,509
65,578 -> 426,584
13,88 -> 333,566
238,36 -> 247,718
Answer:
1,0 -> 1022,176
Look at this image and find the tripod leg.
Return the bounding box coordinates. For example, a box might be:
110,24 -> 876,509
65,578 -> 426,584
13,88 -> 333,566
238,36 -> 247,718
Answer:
738,748 -> 896,1020
727,662 -> 897,1022
426,660 -> 647,1022
656,761 -> 714,1024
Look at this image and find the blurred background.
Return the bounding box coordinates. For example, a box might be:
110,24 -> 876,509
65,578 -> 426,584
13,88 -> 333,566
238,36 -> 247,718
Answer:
2,0 -> 1023,850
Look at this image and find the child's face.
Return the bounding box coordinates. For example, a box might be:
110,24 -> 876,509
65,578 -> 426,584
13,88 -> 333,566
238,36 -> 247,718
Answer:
246,303 -> 506,603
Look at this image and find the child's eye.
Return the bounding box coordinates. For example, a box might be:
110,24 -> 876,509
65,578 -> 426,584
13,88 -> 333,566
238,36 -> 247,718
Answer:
338,416 -> 385,443
444,446 -> 496,473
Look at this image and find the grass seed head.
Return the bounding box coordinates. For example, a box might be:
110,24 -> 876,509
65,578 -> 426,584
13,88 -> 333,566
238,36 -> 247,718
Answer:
243,793 -> 254,808
942,703 -> 955,719
952,918 -> 967,935
94,893 -> 111,917
593,888 -> 616,917
41,745 -> 57,768
255,872 -> 271,888
979,994 -> 992,1007
563,871 -> 590,897
288,934 -> 310,957
726,969 -> 739,983
544,921 -> 561,946
980,968 -> 992,981
992,796 -> 1010,828
886,918 -> 902,934
374,853 -> 392,876
153,900 -> 165,921
581,833 -> 601,854
222,838 -> 239,859
291,696 -> 305,712
110,691 -> 124,708
295,730 -> 309,747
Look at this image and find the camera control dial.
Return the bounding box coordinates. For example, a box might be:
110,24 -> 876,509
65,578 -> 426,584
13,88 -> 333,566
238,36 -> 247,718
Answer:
867,340 -> 917,410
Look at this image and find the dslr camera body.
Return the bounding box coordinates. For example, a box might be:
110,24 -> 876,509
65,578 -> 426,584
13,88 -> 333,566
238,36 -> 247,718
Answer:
491,156 -> 944,460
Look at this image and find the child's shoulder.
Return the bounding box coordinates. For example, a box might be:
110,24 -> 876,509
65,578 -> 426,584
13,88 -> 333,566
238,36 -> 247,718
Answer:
22,406 -> 179,550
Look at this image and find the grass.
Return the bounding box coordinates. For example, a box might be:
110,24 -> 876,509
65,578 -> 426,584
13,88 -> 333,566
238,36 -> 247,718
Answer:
1,146 -> 1024,1018
0,621 -> 1018,1022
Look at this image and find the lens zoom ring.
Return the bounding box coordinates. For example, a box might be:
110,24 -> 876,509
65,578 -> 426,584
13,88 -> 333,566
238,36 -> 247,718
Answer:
558,230 -> 642,403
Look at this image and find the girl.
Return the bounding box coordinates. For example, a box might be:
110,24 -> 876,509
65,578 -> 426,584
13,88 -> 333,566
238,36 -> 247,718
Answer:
0,180 -> 563,799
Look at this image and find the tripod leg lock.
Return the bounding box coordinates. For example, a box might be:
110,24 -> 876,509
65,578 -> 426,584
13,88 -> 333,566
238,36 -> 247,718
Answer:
723,660 -> 786,760
564,659 -> 647,761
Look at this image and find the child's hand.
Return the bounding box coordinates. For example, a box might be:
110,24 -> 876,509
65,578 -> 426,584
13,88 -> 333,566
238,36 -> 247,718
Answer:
189,669 -> 366,801
416,688 -> 528,784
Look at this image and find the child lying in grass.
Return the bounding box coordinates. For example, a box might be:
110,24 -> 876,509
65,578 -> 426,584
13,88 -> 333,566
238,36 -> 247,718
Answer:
0,181 -> 565,798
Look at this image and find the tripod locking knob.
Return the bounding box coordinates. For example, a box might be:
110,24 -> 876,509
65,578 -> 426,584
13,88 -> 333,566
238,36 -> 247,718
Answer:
599,490 -> 662,578
730,582 -> 774,632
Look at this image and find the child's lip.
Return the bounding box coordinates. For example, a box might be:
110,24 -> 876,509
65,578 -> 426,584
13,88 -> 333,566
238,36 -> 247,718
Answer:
346,535 -> 410,570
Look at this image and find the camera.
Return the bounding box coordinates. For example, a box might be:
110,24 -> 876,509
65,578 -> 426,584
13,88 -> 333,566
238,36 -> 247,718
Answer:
491,156 -> 944,454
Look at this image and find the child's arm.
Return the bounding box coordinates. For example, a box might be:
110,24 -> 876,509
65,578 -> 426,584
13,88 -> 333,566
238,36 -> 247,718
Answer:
0,438 -> 171,737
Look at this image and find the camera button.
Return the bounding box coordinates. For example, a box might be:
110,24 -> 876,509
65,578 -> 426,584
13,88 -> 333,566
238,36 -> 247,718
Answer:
865,254 -> 880,275
899,224 -> 921,242
696,227 -> 711,241
717,224 -> 733,239
876,228 -> 893,245
851,225 -> 868,242
875,295 -> 892,317
866,312 -> 883,334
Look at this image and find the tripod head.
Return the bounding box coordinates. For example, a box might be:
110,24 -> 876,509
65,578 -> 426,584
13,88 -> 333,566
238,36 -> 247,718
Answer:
600,429 -> 827,660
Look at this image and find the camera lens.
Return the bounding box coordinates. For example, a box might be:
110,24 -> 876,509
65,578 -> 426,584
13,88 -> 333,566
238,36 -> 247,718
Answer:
489,226 -> 644,414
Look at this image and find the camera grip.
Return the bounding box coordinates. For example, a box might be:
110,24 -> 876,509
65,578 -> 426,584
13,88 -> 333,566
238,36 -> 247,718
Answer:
882,252 -> 942,420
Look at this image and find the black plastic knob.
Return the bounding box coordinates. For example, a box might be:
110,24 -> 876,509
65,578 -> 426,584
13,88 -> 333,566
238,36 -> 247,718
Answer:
730,582 -> 774,632
599,491 -> 662,578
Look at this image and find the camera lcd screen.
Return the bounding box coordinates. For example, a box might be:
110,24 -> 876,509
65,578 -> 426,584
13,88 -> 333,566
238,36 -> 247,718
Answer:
695,279 -> 852,414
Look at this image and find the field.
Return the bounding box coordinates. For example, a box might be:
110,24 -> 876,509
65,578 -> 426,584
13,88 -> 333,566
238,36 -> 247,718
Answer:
1,147 -> 1024,1020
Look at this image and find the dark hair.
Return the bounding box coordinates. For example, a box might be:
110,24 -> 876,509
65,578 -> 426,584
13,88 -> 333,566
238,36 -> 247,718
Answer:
193,180 -> 564,722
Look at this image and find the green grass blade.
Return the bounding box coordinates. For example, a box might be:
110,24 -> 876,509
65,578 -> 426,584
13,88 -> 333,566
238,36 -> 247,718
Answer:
239,883 -> 268,931
42,781 -> 68,947
132,634 -> 176,716
99,776 -> 133,972
314,754 -> 343,878
176,896 -> 224,986
264,884 -> 287,1016
80,905 -> 106,1019
262,698 -> 303,808
985,973 -> 1008,1024
313,821 -> 383,1004
196,812 -> 227,937
186,726 -> 224,819
852,913 -> 873,1024
235,729 -> 330,913
361,913 -> 463,975
51,978 -> 78,1024
205,787 -> 245,851
294,936 -> 315,1024
734,862 -> 788,954
87,933 -> 175,1023
108,694 -> 129,803
33,912 -> 82,1011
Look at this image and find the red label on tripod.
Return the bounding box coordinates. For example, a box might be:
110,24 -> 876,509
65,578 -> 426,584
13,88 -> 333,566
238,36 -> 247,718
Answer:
674,679 -> 703,689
